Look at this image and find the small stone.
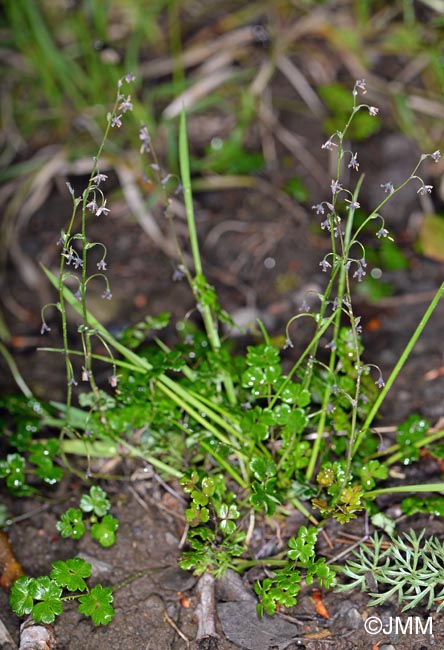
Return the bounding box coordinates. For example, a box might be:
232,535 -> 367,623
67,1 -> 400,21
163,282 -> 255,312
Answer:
159,567 -> 196,592
342,606 -> 362,630
217,601 -> 300,650
77,552 -> 112,577
216,569 -> 256,603
164,532 -> 179,546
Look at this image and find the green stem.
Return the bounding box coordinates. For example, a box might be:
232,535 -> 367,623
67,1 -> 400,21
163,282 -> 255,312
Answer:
38,347 -> 147,373
366,428 -> 444,465
179,108 -> 236,406
366,483 -> 444,499
353,281 -> 444,455
60,438 -> 183,478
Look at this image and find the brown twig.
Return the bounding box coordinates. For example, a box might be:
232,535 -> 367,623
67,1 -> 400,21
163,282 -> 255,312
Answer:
195,573 -> 219,650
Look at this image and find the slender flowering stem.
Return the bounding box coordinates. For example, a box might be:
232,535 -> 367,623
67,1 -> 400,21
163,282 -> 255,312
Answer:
353,281 -> 444,455
179,108 -> 236,406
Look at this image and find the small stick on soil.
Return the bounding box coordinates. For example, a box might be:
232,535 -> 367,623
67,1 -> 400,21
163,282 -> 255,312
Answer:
195,573 -> 219,650
162,610 -> 190,648
18,616 -> 56,650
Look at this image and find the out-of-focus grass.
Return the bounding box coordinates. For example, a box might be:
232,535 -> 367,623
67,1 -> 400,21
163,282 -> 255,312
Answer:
2,1 -> 443,158
1,0 -> 444,284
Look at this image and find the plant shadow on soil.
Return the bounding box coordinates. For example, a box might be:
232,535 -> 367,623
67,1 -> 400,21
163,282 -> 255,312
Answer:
1,123 -> 444,649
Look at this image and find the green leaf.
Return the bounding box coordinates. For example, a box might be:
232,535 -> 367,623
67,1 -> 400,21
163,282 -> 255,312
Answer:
50,558 -> 91,592
201,477 -> 216,497
80,486 -> 110,517
57,508 -> 86,539
359,460 -> 388,490
29,577 -> 63,624
90,514 -> 118,547
78,585 -> 114,626
250,457 -> 276,481
401,496 -> 444,517
250,481 -> 280,515
9,576 -> 35,616
288,527 -> 317,564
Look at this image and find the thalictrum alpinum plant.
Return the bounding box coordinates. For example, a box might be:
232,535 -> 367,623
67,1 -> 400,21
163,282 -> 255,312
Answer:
2,77 -> 444,625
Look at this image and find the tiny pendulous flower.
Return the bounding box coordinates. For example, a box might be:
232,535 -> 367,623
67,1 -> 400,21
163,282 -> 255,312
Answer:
348,152 -> 359,171
96,200 -> 110,217
86,199 -> 98,213
312,203 -> 325,215
380,182 -> 394,194
97,259 -> 107,271
118,95 -> 133,113
321,138 -> 337,151
91,173 -> 108,185
331,179 -> 342,195
375,376 -> 385,389
320,259 -> 332,272
111,114 -> 123,128
417,184 -> 433,195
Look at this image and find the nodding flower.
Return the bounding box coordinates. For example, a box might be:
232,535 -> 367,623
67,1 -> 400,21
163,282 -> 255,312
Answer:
319,258 -> 332,272
95,200 -> 110,217
348,152 -> 359,171
330,179 -> 343,195
321,137 -> 337,151
375,376 -> 385,389
380,182 -> 394,194
417,184 -> 433,196
97,259 -> 107,271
